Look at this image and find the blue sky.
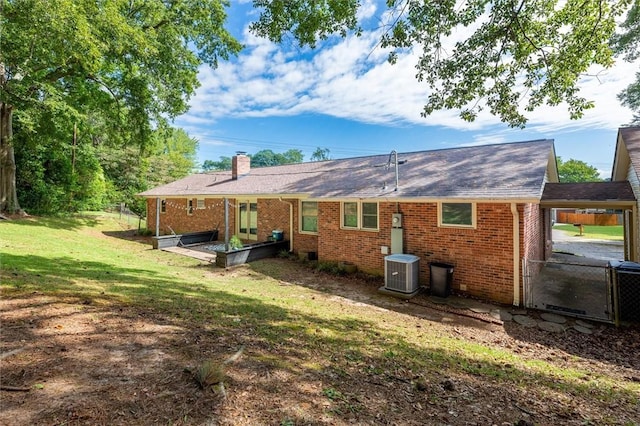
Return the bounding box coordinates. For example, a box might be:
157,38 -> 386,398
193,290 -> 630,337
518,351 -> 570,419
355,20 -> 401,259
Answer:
175,1 -> 639,178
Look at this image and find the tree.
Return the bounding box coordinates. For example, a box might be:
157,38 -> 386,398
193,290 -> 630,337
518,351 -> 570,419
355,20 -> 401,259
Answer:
557,157 -> 603,182
251,0 -> 635,128
202,157 -> 232,171
613,1 -> 640,120
311,147 -> 331,161
250,149 -> 303,167
0,0 -> 241,214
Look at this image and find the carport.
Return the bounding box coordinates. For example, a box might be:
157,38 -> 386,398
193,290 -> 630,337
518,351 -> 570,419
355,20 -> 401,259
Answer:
524,181 -> 637,322
541,181 -> 637,261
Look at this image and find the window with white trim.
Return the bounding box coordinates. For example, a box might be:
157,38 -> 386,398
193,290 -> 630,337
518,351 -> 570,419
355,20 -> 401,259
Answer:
187,199 -> 194,215
160,199 -> 166,214
439,202 -> 475,227
197,198 -> 205,210
301,201 -> 318,233
342,202 -> 378,230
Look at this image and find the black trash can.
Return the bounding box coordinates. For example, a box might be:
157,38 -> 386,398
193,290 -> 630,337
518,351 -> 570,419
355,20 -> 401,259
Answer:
430,262 -> 454,298
610,261 -> 640,322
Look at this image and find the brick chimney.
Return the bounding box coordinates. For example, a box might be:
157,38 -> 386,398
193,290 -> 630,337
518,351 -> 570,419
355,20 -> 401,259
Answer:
232,152 -> 250,179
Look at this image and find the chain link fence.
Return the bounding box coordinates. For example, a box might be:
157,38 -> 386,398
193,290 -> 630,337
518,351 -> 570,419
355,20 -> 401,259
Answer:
525,257 -> 640,324
105,203 -> 146,230
523,258 -> 612,322
609,262 -> 640,324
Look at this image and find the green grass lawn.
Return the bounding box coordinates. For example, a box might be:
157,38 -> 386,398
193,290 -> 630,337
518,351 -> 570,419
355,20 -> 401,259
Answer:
554,224 -> 624,240
1,214 -> 638,425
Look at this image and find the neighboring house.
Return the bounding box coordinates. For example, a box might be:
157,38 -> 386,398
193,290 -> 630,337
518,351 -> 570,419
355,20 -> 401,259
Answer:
140,139 -> 562,306
611,126 -> 640,261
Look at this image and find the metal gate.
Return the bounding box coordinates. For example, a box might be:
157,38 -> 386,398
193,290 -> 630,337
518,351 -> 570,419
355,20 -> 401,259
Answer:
523,258 -> 613,322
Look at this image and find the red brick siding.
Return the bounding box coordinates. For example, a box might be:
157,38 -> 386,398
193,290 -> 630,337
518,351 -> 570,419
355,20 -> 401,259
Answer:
147,196 -> 546,305
520,203 -> 549,305
146,197 -> 229,235
256,199 -> 291,242
317,201 -> 518,304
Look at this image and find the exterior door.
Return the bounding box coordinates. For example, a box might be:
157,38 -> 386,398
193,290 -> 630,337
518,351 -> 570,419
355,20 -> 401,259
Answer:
238,200 -> 258,241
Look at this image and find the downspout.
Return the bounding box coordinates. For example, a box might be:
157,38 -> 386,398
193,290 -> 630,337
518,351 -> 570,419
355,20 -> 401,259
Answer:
279,198 -> 294,252
511,203 -> 520,306
155,197 -> 160,237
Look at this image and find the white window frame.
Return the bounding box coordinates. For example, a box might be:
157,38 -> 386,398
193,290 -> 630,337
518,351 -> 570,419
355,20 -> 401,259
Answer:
196,198 -> 205,210
341,201 -> 378,231
438,202 -> 476,228
300,201 -> 319,234
160,199 -> 166,214
187,199 -> 194,216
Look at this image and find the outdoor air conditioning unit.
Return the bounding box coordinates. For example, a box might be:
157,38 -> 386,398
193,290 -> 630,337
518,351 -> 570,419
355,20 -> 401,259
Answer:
384,254 -> 420,293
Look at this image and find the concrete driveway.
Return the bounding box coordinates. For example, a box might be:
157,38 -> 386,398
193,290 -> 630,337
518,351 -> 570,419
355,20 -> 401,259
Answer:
552,227 -> 624,262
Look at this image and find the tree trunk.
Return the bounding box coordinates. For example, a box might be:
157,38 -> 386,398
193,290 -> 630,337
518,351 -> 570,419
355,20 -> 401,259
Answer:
0,101 -> 21,214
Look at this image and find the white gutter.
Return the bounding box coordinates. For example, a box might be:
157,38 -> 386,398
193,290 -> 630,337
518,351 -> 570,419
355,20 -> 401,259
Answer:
511,203 -> 520,306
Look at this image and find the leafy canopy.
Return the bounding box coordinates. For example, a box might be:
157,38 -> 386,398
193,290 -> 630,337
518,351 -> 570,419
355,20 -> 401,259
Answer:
251,0 -> 634,128
556,157 -> 603,182
613,0 -> 640,121
1,0 -> 242,144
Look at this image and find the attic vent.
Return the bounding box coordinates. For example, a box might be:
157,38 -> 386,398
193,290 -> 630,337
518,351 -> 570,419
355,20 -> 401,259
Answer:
384,254 -> 420,293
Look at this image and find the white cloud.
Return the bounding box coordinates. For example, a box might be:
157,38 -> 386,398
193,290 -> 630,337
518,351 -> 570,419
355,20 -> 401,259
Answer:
181,8 -> 639,147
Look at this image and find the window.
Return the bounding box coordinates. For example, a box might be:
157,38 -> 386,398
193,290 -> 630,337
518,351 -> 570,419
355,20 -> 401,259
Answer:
301,201 -> 318,233
343,202 -> 358,228
440,202 -> 475,227
342,202 -> 378,230
197,198 -> 205,210
362,202 -> 378,229
160,199 -> 166,214
187,199 -> 194,215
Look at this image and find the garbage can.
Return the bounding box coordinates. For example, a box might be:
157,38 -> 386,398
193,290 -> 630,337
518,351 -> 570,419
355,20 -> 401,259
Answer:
610,261 -> 640,322
430,262 -> 454,298
272,229 -> 284,241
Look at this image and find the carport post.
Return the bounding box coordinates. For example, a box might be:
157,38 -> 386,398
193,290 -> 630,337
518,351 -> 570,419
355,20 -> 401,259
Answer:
155,197 -> 160,237
224,197 -> 229,251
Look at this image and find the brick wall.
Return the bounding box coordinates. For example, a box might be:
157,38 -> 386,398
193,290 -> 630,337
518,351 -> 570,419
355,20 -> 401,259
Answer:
520,203 -> 550,305
147,196 -> 545,305
317,201 -> 520,304
146,197 -> 229,235
256,198 -> 292,242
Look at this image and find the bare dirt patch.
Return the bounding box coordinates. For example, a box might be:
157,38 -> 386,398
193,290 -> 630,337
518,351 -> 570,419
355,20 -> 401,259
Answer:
2,261 -> 640,425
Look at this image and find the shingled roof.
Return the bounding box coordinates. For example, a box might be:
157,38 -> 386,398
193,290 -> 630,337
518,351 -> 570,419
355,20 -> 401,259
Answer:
541,182 -> 636,208
139,139 -> 556,201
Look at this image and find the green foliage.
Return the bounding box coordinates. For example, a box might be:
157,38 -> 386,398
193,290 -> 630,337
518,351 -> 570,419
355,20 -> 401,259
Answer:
250,149 -> 304,167
229,235 -> 244,250
556,157 -> 603,183
310,147 -> 331,161
554,224 -> 623,240
316,261 -> 347,276
613,1 -> 640,120
251,0 -> 360,48
251,0 -> 634,128
202,156 -> 232,171
201,149 -> 305,171
1,0 -> 241,213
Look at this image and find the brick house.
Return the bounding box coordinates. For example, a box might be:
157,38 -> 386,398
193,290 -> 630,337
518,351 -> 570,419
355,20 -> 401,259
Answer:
139,139 -> 566,306
611,126 -> 640,261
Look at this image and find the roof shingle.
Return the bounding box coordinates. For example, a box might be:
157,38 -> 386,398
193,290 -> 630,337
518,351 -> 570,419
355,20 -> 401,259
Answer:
139,139 -> 555,200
